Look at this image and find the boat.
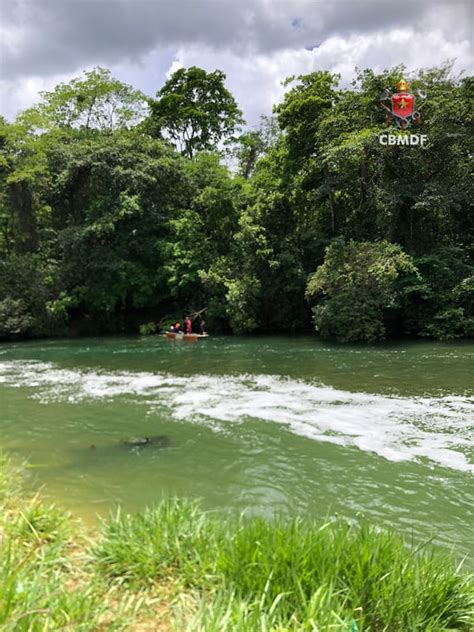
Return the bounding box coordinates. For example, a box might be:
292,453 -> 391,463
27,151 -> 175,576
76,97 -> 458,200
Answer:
165,332 -> 209,341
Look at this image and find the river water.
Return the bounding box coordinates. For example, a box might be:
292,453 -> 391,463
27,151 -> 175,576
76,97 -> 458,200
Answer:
0,336 -> 472,561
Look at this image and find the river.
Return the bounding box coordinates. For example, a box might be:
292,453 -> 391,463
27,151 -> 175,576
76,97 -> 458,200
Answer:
0,336 -> 472,562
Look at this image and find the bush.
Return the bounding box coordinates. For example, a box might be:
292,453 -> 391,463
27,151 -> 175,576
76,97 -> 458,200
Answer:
306,239 -> 420,342
0,254 -> 66,338
138,321 -> 156,336
404,248 -> 474,340
0,298 -> 33,339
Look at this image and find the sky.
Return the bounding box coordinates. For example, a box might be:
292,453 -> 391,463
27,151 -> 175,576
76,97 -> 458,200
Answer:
1,0 -> 472,127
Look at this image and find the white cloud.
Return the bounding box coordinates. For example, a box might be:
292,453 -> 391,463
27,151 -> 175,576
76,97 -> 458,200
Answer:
0,1 -> 472,124
0,74 -> 66,120
311,28 -> 472,83
163,25 -> 472,127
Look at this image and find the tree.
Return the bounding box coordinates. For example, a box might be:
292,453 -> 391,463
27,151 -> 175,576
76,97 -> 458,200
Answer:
275,71 -> 339,166
231,116 -> 280,179
306,239 -> 420,342
0,253 -> 66,338
19,67 -> 148,132
0,63 -> 471,341
200,148 -> 309,334
275,64 -> 473,254
161,152 -> 240,309
404,247 -> 474,340
0,298 -> 33,338
150,66 -> 244,158
0,118 -> 50,255
44,131 -> 189,315
232,130 -> 265,179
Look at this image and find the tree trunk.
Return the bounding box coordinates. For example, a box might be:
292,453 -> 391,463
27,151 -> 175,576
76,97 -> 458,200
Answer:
10,179 -> 38,254
324,165 -> 336,233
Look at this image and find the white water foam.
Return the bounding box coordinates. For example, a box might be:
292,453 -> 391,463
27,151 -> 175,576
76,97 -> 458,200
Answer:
0,360 -> 473,473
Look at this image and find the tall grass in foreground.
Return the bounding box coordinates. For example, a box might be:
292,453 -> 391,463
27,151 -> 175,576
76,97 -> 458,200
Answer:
0,545 -> 107,631
1,454 -> 473,631
94,499 -> 474,631
172,586 -> 352,631
0,504 -> 113,631
0,455 -> 126,631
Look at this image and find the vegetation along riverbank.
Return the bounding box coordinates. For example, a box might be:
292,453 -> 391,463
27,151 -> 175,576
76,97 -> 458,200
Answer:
1,454 -> 472,631
1,63 -> 472,343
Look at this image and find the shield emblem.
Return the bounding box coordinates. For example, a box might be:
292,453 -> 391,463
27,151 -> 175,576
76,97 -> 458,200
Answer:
391,92 -> 415,120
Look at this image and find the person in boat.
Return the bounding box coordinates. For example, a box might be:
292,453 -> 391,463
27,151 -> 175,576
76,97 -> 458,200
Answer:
199,319 -> 207,335
174,322 -> 183,334
185,316 -> 192,334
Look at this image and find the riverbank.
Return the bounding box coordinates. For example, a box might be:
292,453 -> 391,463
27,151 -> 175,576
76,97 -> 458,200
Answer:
1,454 -> 472,631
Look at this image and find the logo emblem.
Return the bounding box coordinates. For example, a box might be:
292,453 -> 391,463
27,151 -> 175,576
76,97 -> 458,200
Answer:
380,79 -> 423,130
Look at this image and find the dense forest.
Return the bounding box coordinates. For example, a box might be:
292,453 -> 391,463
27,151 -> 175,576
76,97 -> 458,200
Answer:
0,63 -> 472,342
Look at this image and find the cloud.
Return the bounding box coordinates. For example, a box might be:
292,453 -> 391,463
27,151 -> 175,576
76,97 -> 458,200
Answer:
0,0 -> 472,123
1,0 -> 471,80
166,24 -> 472,127
311,27 -> 472,82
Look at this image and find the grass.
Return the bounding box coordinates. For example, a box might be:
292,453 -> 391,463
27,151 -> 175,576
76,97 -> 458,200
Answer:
94,499 -> 216,587
93,503 -> 473,631
0,508 -> 107,630
1,453 -> 473,631
0,454 -> 133,630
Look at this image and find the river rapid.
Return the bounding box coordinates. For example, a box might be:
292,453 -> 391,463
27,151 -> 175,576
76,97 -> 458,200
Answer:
0,336 -> 472,561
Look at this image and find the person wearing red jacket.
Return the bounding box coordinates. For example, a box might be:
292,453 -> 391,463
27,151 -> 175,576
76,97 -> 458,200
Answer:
185,316 -> 192,334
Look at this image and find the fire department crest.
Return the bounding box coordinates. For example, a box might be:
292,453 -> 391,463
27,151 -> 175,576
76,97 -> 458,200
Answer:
380,79 -> 424,129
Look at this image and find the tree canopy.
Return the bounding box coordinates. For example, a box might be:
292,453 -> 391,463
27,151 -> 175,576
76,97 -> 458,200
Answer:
20,67 -> 149,133
149,66 -> 244,158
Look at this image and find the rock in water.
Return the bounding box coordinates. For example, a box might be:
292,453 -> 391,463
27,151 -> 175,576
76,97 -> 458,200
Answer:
122,435 -> 170,449
124,437 -> 149,447
147,435 -> 171,448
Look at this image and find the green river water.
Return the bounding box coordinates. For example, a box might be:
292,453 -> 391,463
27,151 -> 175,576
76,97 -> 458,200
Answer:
0,336 -> 472,561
